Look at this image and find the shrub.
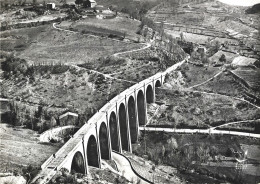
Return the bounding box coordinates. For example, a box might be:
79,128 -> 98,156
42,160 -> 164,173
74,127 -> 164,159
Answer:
21,165 -> 40,183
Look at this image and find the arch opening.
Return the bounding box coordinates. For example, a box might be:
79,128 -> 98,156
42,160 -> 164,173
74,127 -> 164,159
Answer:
99,122 -> 110,160
128,96 -> 137,143
71,151 -> 85,174
155,80 -> 161,87
87,135 -> 99,168
146,85 -> 154,103
109,112 -> 119,151
119,103 -> 129,151
137,90 -> 146,126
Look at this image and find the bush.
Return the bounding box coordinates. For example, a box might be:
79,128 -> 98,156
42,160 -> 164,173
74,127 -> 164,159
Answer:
52,65 -> 69,74
21,165 -> 40,183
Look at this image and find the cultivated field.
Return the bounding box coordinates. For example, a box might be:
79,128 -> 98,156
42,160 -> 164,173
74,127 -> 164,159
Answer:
0,123 -> 61,172
60,16 -> 141,41
15,25 -> 142,65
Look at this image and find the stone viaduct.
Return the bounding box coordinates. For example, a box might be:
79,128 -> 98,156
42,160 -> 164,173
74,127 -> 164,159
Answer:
34,59 -> 187,184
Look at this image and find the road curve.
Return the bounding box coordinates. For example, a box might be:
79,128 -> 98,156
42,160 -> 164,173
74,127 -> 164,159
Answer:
39,125 -> 77,142
210,119 -> 260,130
139,126 -> 260,138
113,41 -> 152,57
112,151 -> 151,184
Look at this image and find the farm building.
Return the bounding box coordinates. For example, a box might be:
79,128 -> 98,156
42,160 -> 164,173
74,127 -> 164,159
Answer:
232,56 -> 260,68
94,5 -> 107,13
83,0 -> 97,8
59,112 -> 78,126
46,3 -> 55,9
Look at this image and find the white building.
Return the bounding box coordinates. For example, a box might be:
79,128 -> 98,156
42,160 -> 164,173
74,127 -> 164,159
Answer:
47,3 -> 55,9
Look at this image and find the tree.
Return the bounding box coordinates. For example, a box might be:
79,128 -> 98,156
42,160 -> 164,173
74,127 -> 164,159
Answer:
219,54 -> 226,63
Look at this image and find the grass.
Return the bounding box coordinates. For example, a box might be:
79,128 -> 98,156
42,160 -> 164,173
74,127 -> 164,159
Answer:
15,26 -> 142,65
0,123 -> 61,173
62,16 -> 141,41
0,23 -> 142,65
0,25 -> 49,52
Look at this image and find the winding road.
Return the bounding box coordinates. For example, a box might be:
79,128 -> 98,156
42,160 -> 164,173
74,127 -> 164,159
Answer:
112,151 -> 150,184
210,119 -> 260,130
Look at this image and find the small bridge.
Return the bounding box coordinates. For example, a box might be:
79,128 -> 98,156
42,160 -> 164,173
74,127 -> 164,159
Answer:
33,59 -> 187,183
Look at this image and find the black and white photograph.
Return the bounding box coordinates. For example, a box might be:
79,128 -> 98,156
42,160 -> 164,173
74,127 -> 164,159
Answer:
0,0 -> 260,183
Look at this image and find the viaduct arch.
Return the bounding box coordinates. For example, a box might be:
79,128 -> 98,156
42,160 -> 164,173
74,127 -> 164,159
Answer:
87,135 -> 99,168
137,90 -> 146,126
128,96 -> 138,143
71,151 -> 85,174
99,122 -> 110,160
109,111 -> 120,152
146,85 -> 154,103
155,80 -> 161,87
119,103 -> 130,151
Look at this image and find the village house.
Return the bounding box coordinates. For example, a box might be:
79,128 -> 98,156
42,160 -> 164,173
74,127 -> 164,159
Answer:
46,3 -> 55,10
84,0 -> 97,8
59,112 -> 79,126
